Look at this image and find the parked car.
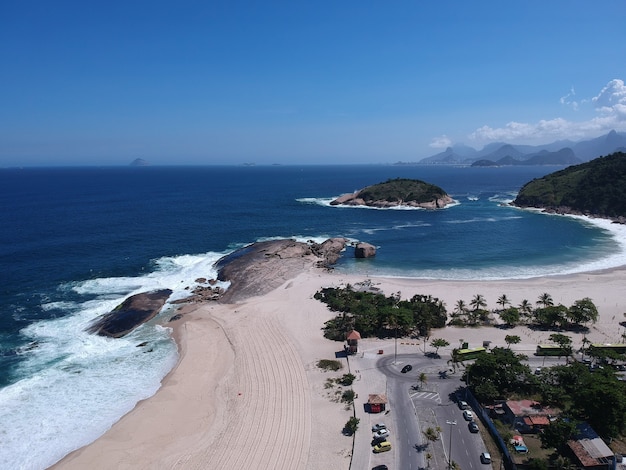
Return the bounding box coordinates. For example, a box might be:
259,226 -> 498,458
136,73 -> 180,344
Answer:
371,423 -> 386,432
373,441 -> 392,453
463,410 -> 474,421
458,400 -> 469,410
401,364 -> 412,373
468,421 -> 479,433
373,428 -> 390,439
371,436 -> 387,446
372,465 -> 389,470
534,367 -> 542,375
480,452 -> 492,464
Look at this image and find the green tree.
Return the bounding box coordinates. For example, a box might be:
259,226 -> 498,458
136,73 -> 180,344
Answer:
567,297 -> 598,327
549,333 -> 573,360
573,373 -> 626,438
505,335 -> 521,348
499,307 -> 520,327
463,347 -> 531,402
534,304 -> 568,328
497,294 -> 510,310
540,417 -> 578,452
430,338 -> 450,356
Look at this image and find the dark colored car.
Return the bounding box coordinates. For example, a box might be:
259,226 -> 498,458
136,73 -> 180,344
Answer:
401,364 -> 412,373
468,421 -> 479,433
372,466 -> 389,470
371,436 -> 387,446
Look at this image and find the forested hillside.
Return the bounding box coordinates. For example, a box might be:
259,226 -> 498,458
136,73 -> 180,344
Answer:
513,152 -> 626,220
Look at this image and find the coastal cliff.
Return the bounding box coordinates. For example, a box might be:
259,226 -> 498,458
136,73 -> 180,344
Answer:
331,178 -> 453,209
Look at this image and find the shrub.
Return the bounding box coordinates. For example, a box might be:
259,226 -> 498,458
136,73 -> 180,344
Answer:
317,359 -> 343,371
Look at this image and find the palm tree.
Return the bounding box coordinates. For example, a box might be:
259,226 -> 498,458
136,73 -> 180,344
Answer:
497,294 -> 510,310
418,372 -> 428,390
537,292 -> 554,308
453,299 -> 467,317
518,299 -> 533,322
470,294 -> 487,311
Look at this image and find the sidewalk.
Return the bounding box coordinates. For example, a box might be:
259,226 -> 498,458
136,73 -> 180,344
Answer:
347,339 -> 395,470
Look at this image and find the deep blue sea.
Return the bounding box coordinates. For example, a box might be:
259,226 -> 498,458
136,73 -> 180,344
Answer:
1,164 -> 626,469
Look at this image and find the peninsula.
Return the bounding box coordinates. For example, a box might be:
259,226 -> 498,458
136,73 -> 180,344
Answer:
330,178 -> 453,209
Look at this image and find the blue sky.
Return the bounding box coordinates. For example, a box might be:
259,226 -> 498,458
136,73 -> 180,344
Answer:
1,1 -> 625,166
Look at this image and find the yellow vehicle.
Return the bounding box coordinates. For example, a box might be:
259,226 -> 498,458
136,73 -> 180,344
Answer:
373,441 -> 391,453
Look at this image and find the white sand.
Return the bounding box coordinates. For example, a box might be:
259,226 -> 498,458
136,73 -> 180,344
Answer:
54,266 -> 626,470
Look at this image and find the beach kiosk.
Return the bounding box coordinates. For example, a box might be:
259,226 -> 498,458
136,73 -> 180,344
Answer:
346,329 -> 361,355
367,393 -> 388,413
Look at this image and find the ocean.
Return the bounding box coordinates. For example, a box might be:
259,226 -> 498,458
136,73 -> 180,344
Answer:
1,164 -> 625,469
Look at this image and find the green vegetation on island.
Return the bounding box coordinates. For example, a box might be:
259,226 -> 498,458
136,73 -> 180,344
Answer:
331,178 -> 452,208
513,151 -> 626,220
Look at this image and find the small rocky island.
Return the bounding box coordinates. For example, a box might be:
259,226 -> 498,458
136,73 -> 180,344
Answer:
331,178 -> 453,209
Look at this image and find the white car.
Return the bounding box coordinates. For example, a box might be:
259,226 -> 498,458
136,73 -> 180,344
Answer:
463,410 -> 474,421
373,428 -> 390,439
371,423 -> 387,432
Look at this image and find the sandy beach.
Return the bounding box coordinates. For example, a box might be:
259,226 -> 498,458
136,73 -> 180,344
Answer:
54,253 -> 626,469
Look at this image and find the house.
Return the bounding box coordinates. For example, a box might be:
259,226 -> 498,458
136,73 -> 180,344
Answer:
501,400 -> 558,433
568,423 -> 615,470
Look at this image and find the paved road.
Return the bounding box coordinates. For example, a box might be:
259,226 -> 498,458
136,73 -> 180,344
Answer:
349,346 -> 570,470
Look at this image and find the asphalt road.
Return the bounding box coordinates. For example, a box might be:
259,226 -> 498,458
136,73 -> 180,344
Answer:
374,352 -> 569,470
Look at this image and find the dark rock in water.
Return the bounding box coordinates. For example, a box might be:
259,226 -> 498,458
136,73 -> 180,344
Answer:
86,289 -> 172,338
354,242 -> 376,258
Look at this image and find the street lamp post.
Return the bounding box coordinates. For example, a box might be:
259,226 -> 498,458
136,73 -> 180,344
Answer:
446,420 -> 457,470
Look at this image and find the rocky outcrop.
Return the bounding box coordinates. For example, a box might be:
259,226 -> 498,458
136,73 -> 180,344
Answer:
354,242 -> 376,258
310,237 -> 349,267
86,289 -> 172,338
215,239 -> 343,303
332,192 -> 452,209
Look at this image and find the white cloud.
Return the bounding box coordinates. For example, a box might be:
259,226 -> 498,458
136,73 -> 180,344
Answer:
592,79 -> 626,120
429,134 -> 452,148
559,87 -> 578,110
468,79 -> 626,145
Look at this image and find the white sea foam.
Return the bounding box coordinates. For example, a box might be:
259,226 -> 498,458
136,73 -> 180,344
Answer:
444,215 -> 523,225
0,249 -> 230,470
296,196 -> 459,210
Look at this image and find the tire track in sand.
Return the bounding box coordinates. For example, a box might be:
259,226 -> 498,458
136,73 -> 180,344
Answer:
207,312 -> 311,469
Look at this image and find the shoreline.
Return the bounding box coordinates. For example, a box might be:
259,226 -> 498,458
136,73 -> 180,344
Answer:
53,259 -> 626,469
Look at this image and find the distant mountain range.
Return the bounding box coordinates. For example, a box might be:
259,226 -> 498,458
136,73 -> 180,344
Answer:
403,130 -> 626,166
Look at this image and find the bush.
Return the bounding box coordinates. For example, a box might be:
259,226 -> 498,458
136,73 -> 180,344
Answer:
317,359 -> 343,371
341,389 -> 356,403
344,416 -> 360,435
338,373 -> 356,386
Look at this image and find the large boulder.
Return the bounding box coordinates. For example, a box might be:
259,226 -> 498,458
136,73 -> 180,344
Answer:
86,289 -> 172,338
354,242 -> 376,258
